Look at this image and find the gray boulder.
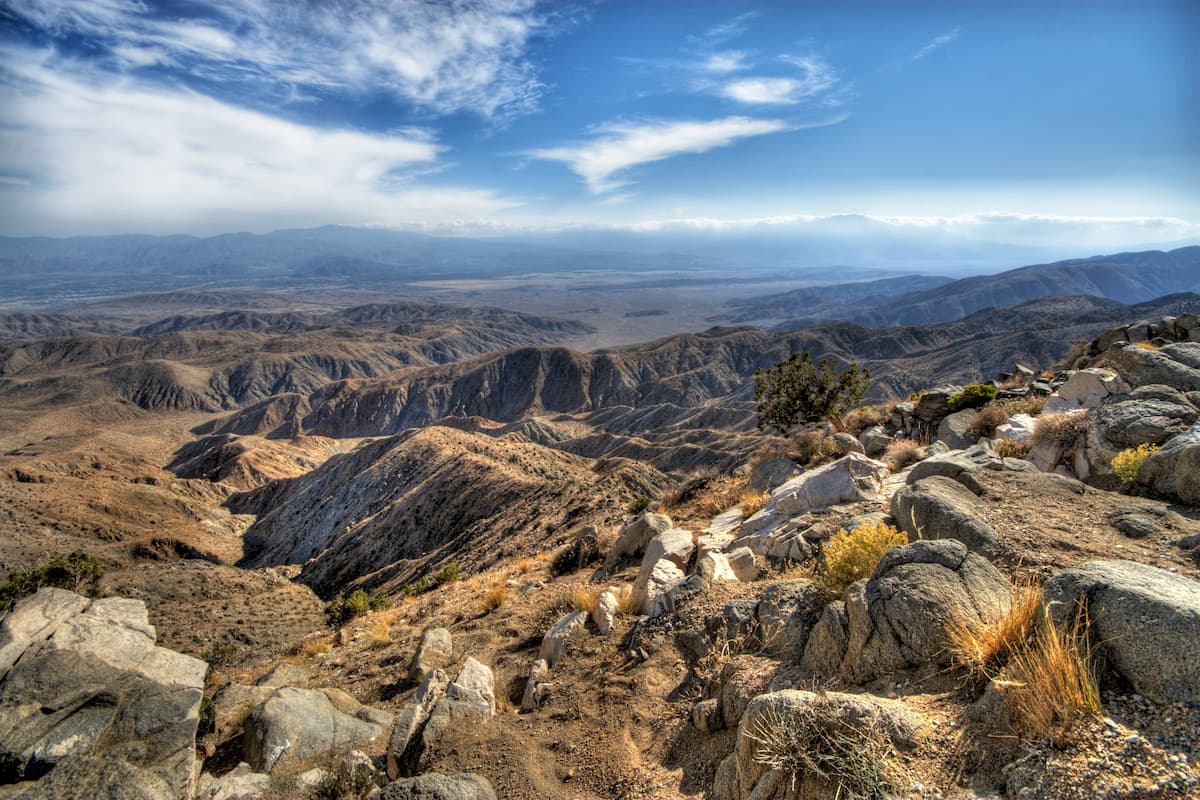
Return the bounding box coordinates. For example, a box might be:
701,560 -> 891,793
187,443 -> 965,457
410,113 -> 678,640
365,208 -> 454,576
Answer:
858,426 -> 894,458
802,540 -> 1011,683
1093,385 -> 1198,449
740,454 -> 890,536
196,762 -> 271,800
387,670 -> 448,780
380,772 -> 497,800
1105,341 -> 1200,392
754,580 -> 827,657
1138,422 -> 1200,506
833,431 -> 865,456
0,589 -> 206,800
937,409 -> 979,450
408,627 -> 454,684
914,386 -> 962,422
1043,560 -> 1200,703
1161,341 -> 1200,369
210,682 -> 274,746
891,475 -> 1000,557
244,687 -> 390,772
605,512 -> 673,567
747,457 -> 801,491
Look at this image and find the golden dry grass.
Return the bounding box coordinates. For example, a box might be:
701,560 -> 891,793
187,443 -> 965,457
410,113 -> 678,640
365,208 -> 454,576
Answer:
844,401 -> 897,435
883,438 -> 924,471
737,488 -> 769,516
1005,608 -> 1101,738
481,584 -> 507,613
366,615 -> 393,648
994,438 -> 1031,459
1001,395 -> 1048,417
298,637 -> 332,659
966,404 -> 1011,438
1032,411 -> 1089,450
946,579 -> 1041,683
611,583 -> 643,615
789,429 -> 839,467
693,474 -> 750,517
821,520 -> 908,596
571,586 -> 600,615
1133,341 -> 1160,351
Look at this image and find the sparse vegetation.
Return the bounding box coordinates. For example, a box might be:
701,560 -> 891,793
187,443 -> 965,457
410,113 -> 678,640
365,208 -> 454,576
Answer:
611,583 -> 643,615
366,610 -> 398,647
1111,443 -> 1157,482
789,429 -> 840,467
571,586 -> 600,615
746,696 -> 901,799
947,579 -> 1041,686
966,404 -> 1010,438
844,401 -> 897,436
1032,411 -> 1089,450
402,561 -> 460,597
755,350 -> 870,434
1002,395 -> 1048,417
738,488 -> 769,516
882,438 -> 924,471
197,695 -> 215,738
994,438 -> 1031,459
820,520 -> 908,597
325,588 -> 390,626
693,473 -> 750,517
626,496 -> 652,515
1004,608 -> 1101,739
0,550 -> 104,614
947,383 -> 998,412
482,584 -> 507,612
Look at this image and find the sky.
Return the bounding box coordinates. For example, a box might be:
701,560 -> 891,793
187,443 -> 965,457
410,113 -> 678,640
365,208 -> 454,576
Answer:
0,0 -> 1197,250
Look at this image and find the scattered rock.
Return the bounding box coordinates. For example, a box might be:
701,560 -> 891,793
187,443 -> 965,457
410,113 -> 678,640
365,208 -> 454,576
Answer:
380,772 -> 497,800
592,590 -> 617,635
605,512 -> 673,568
832,431 -> 865,456
388,670 -> 448,780
539,611 -> 588,667
244,687 -> 390,773
196,762 -> 270,800
408,627 -> 454,684
519,659 -> 550,713
696,551 -> 739,583
1043,560 -> 1200,703
726,547 -> 758,582
1107,509 -> 1161,539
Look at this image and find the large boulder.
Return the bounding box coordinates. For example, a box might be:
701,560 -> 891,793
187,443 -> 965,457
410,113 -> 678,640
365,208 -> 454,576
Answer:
713,689 -> 922,800
244,687 -> 391,772
1093,386 -> 1197,449
748,457 -> 801,492
994,413 -> 1036,445
754,580 -> 828,657
802,540 -> 1011,683
605,512 -> 673,567
387,670 -> 448,780
1045,368 -> 1129,412
1043,560 -> 1200,703
380,772 -> 497,800
914,386 -> 961,423
937,409 -> 979,450
740,454 -> 890,536
1105,341 -> 1200,392
408,627 -> 454,684
891,476 -> 1000,557
0,589 -> 207,800
209,682 -> 274,746
1138,422 -> 1200,506
1160,342 -> 1200,369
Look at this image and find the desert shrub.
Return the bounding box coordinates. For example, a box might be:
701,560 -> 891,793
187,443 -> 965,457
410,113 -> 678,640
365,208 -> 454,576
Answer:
947,383 -> 997,413
882,438 -> 924,472
844,402 -> 895,436
571,586 -> 600,615
611,583 -> 643,615
0,550 -> 104,614
1001,396 -> 1047,417
820,520 -> 907,597
746,696 -> 900,799
755,350 -> 870,433
947,580 -> 1041,686
994,438 -> 1031,459
788,429 -> 840,467
1004,608 -> 1101,739
694,474 -> 750,517
626,496 -> 652,515
1111,443 -> 1157,482
325,588 -> 390,626
402,562 -> 460,597
1031,412 -> 1089,451
482,584 -> 507,613
197,696 -> 216,737
966,404 -> 1010,438
738,488 -> 769,516
551,528 -> 602,576
308,758 -> 378,800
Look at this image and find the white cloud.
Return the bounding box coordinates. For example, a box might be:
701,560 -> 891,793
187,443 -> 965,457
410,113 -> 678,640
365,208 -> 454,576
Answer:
910,28 -> 961,62
690,12 -> 759,47
719,54 -> 839,105
0,49 -> 519,235
701,50 -> 750,74
527,116 -> 789,193
2,0 -> 551,121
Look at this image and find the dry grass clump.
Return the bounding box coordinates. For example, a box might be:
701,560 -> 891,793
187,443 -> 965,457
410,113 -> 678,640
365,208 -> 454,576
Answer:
1111,443 -> 1157,482
788,429 -> 839,467
966,404 -> 1011,438
1133,341 -> 1160,351
1001,395 -> 1047,417
746,697 -> 901,799
481,584 -> 507,613
611,583 -> 643,615
947,580 -> 1041,685
738,488 -> 770,517
820,520 -> 908,597
1005,608 -> 1101,738
994,438 -> 1031,460
844,402 -> 897,436
1031,411 -> 1089,450
571,586 -> 600,615
298,637 -> 333,659
366,612 -> 396,648
882,438 -> 924,471
693,473 -> 750,517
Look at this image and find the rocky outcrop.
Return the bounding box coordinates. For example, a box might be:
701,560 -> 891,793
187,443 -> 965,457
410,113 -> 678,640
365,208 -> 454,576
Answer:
937,409 -> 979,450
244,686 -> 391,772
1137,422 -> 1200,506
740,454 -> 890,537
388,670 -> 448,780
0,588 -> 207,800
1045,367 -> 1129,412
1043,560 -> 1200,703
891,475 -> 1001,557
380,772 -> 497,800
803,540 -> 1011,683
390,659 -> 496,778
409,627 -> 454,684
605,512 -> 674,568
1104,341 -> 1200,392
713,689 -> 922,800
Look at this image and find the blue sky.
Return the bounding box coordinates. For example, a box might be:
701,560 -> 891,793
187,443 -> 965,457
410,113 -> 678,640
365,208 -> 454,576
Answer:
0,0 -> 1197,249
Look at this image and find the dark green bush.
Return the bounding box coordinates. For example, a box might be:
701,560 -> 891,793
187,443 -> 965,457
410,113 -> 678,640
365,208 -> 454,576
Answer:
947,383 -> 997,412
401,562 -> 461,598
197,696 -> 216,737
0,550 -> 104,614
325,588 -> 390,626
626,496 -> 652,515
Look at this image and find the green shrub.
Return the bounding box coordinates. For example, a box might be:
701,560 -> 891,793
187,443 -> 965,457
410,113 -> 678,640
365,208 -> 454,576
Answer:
947,383 -> 997,412
401,562 -> 461,598
626,496 -> 652,515
325,588 -> 391,626
1111,443 -> 1157,482
0,550 -> 104,614
197,696 -> 216,737
821,520 -> 908,597
755,350 -> 870,433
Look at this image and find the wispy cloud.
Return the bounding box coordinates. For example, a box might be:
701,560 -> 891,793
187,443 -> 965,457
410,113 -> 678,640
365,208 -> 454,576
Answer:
718,54 -> 841,106
689,12 -> 759,47
527,116 -> 789,193
909,27 -> 962,62
0,48 -> 518,235
702,50 -> 750,74
2,0 -> 554,121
